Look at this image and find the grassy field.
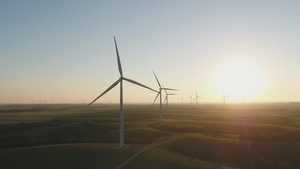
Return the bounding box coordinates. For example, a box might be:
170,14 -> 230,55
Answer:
0,103 -> 299,169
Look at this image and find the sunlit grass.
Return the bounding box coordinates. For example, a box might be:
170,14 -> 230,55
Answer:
0,103 -> 300,168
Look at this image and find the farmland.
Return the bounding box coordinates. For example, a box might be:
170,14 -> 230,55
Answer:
0,103 -> 300,169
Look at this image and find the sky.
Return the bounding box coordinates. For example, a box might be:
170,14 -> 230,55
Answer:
1,0 -> 300,104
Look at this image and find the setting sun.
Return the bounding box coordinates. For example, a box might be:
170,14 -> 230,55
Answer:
215,60 -> 264,100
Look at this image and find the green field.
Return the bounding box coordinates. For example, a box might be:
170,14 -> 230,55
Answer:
0,103 -> 299,169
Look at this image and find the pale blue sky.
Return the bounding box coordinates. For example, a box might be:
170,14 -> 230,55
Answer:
1,0 -> 300,104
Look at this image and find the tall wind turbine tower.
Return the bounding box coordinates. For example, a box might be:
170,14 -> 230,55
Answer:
194,91 -> 203,108
163,88 -> 178,113
222,92 -> 228,106
89,37 -> 157,148
152,71 -> 177,121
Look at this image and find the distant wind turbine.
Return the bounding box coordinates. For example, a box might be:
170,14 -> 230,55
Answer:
194,91 -> 203,107
89,37 -> 157,148
222,92 -> 228,106
152,71 -> 178,121
163,88 -> 178,113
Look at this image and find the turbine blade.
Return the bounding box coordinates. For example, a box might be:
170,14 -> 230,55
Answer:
161,88 -> 179,91
163,95 -> 167,104
152,71 -> 162,88
89,79 -> 120,106
123,77 -> 157,92
152,92 -> 160,105
114,37 -> 123,77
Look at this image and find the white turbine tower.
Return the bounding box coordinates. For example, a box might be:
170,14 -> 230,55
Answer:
89,37 -> 157,148
194,91 -> 203,108
222,91 -> 228,106
163,88 -> 178,113
152,71 -> 177,121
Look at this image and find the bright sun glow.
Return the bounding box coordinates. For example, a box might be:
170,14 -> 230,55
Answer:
215,60 -> 264,100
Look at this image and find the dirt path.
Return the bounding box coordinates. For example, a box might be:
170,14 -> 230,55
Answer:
115,130 -> 177,169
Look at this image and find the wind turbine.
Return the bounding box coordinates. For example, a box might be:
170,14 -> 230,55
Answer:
152,71 -> 178,121
163,88 -> 178,113
194,91 -> 203,108
222,92 -> 228,106
89,37 -> 157,148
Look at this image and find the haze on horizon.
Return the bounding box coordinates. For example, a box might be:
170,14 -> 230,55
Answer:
1,1 -> 300,104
